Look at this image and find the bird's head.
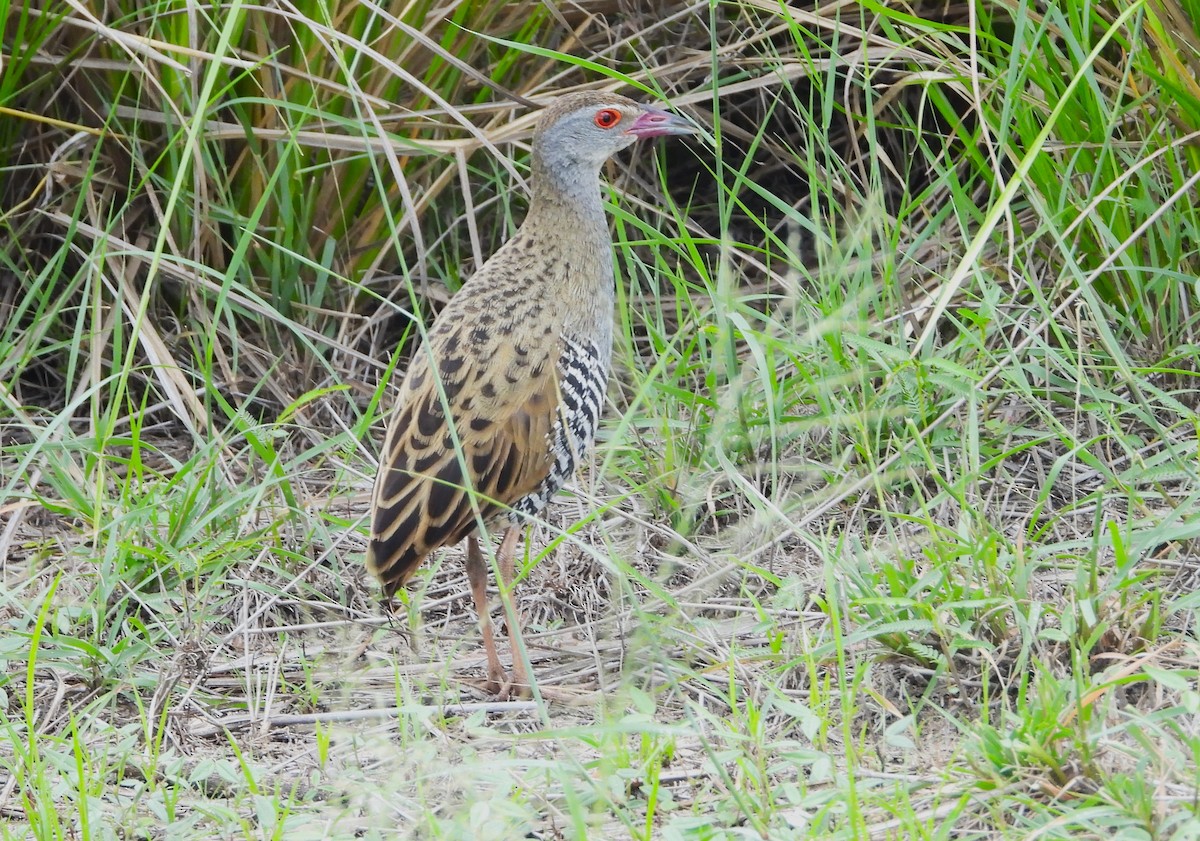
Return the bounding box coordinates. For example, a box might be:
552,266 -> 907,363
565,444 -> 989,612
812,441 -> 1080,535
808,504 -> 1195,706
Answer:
531,91 -> 695,188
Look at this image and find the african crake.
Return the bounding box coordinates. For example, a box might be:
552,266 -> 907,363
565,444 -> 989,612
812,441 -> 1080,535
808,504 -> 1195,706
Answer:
367,92 -> 694,697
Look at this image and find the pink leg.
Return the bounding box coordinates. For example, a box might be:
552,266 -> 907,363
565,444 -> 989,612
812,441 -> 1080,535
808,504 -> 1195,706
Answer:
496,527 -> 531,699
466,536 -> 506,694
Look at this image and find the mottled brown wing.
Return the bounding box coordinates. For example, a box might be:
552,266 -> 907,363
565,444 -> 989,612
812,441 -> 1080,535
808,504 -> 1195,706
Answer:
366,334 -> 559,597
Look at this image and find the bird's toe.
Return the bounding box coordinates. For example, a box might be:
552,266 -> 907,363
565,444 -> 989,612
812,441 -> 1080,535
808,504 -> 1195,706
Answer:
483,664 -> 507,697
498,678 -> 532,701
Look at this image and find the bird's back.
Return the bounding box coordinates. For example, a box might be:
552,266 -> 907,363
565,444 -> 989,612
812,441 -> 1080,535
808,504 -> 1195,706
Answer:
367,232 -> 613,595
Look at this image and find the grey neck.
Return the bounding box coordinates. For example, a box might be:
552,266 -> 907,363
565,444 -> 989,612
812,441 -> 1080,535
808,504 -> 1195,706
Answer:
527,156 -> 609,232
520,155 -> 616,351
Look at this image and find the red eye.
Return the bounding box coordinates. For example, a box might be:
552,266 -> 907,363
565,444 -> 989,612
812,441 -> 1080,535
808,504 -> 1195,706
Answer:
594,108 -> 622,129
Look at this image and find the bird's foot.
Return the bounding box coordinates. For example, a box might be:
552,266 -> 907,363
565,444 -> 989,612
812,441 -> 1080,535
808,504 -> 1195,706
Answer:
467,671 -> 587,703
482,663 -> 507,697
498,674 -> 532,701
472,666 -> 531,700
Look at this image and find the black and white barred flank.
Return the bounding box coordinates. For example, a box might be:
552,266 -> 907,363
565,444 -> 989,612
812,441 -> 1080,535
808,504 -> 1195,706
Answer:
510,334 -> 607,521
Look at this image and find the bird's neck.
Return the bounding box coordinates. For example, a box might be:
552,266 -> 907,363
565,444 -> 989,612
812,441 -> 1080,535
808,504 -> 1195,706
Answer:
519,165 -> 616,348
526,161 -> 609,233
522,164 -> 616,286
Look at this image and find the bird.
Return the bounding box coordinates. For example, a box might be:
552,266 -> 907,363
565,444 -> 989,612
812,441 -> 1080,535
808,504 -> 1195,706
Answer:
366,91 -> 695,698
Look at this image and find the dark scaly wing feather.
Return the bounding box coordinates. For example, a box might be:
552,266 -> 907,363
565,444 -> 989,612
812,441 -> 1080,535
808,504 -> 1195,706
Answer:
366,323 -> 560,597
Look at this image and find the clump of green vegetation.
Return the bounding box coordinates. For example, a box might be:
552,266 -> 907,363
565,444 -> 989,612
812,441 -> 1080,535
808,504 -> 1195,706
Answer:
2,0 -> 1198,837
